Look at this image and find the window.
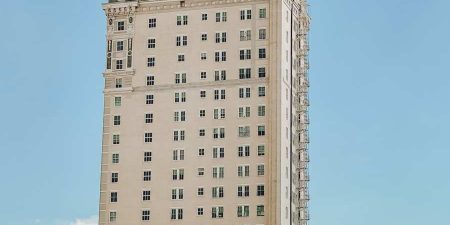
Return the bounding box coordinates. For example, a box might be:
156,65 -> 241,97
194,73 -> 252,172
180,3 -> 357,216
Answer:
239,49 -> 251,60
214,89 -> 226,100
257,205 -> 265,216
201,52 -> 207,60
145,113 -> 153,123
115,78 -> 122,88
143,171 -> 152,181
146,94 -> 154,104
258,86 -> 266,97
146,76 -> 155,86
202,13 -> 208,21
213,147 -> 225,158
148,18 -> 156,28
174,111 -> 186,122
112,134 -> 120,145
258,67 -> 266,77
199,110 -> 206,117
172,188 -> 184,199
213,128 -> 225,139
177,54 -> 185,62
197,187 -> 204,196
198,167 -> 205,176
257,185 -> 265,196
197,208 -> 204,216
112,153 -> 119,163
115,60 -> 123,70
114,96 -> 121,107
239,68 -> 251,79
174,92 -> 186,103
144,151 -> 152,162
216,12 -> 227,22
172,169 -> 185,180
258,105 -> 266,116
257,164 -> 265,176
142,210 -> 151,221
173,149 -> 185,160
238,165 -> 250,177
258,145 -> 265,156
213,108 -> 226,119
200,71 -> 207,79
212,167 -> 225,178
239,126 -> 250,137
173,130 -> 185,141
215,32 -> 227,43
259,8 -> 267,18
117,21 -> 125,31
239,87 -> 251,98
109,211 -> 117,222
113,115 -> 121,126
176,15 -> 188,25
200,90 -> 206,98
212,186 -> 224,198
144,132 -> 153,143
198,148 -> 205,156
238,145 -> 250,157
237,205 -> 250,217
258,125 -> 266,136
240,29 -> 252,41
147,38 -> 156,48
171,208 -> 183,220
259,28 -> 267,40
237,185 -> 250,197
259,48 -> 266,59
238,106 -> 251,118
201,33 -> 208,41
116,41 -> 124,51
110,192 -> 117,202
143,190 -> 151,201
214,51 -> 226,62
214,70 -> 226,81
175,73 -> 187,84
111,172 -> 118,183
212,206 -> 224,218
176,35 -> 188,46
147,57 -> 155,67
240,9 -> 252,20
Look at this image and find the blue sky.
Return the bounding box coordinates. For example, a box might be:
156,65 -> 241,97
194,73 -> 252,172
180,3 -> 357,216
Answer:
0,0 -> 449,225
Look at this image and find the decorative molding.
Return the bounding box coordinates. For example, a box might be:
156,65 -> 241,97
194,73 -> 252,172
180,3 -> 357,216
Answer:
103,69 -> 136,77
104,87 -> 133,94
104,77 -> 267,94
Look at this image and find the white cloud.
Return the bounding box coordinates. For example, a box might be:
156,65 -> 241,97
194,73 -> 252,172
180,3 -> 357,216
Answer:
68,216 -> 98,225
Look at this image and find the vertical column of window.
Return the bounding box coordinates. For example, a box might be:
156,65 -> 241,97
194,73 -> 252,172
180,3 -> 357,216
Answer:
127,38 -> 133,68
107,40 -> 112,69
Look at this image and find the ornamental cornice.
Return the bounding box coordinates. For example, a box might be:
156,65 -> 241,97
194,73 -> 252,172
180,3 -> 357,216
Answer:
134,0 -> 267,13
102,2 -> 138,17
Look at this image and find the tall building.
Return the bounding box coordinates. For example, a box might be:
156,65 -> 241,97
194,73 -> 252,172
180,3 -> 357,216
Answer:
99,0 -> 310,225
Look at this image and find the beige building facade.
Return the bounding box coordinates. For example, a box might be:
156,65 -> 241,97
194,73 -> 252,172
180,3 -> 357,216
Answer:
99,0 -> 310,225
